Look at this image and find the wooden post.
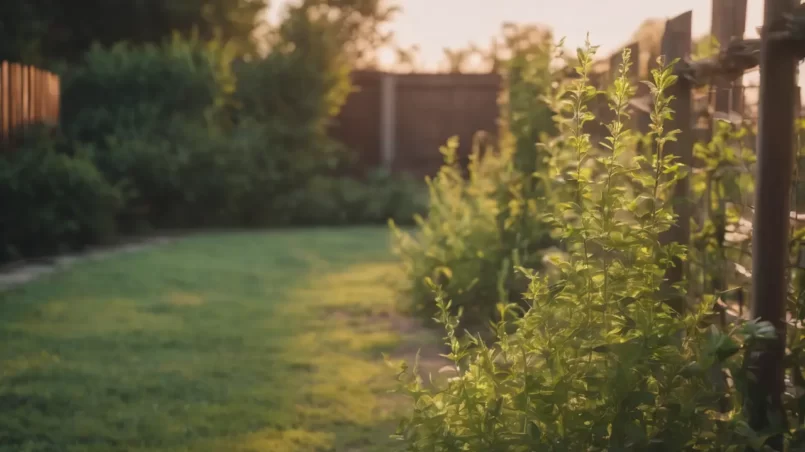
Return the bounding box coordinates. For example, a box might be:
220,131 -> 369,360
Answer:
10,64 -> 19,150
21,65 -> 29,128
0,62 -> 6,149
746,0 -> 799,447
711,0 -> 748,114
380,73 -> 397,172
660,11 -> 694,313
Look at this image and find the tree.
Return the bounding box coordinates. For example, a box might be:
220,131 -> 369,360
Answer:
291,0 -> 399,69
394,44 -> 421,72
630,18 -> 665,77
0,0 -> 266,65
441,47 -> 477,73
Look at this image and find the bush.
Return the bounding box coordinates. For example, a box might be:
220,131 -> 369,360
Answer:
392,44 -> 778,451
391,31 -> 559,326
59,35 -> 236,145
0,130 -> 121,262
0,4 -> 420,259
392,136 -> 554,326
289,170 -> 427,226
92,119 -> 291,229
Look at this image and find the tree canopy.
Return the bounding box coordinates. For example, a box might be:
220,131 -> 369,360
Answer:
0,0 -> 266,65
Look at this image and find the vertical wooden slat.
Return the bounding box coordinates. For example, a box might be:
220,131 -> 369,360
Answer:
659,11 -> 693,314
53,73 -> 60,124
746,0 -> 800,447
45,72 -> 52,123
21,65 -> 29,128
1,61 -> 7,148
10,63 -> 19,149
31,68 -> 38,125
16,64 -> 23,137
711,0 -> 748,115
39,70 -> 45,124
36,69 -> 42,124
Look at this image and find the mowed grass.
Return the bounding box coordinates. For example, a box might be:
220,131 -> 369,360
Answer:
0,228 -> 419,452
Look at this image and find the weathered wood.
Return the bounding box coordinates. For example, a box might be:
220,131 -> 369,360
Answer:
660,11 -> 693,314
746,0 -> 800,448
0,63 -> 61,150
711,0 -> 748,113
0,62 -> 6,147
678,38 -> 760,86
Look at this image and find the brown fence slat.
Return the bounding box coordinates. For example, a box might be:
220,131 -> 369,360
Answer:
332,71 -> 500,176
0,62 -> 7,147
21,65 -> 29,126
0,62 -> 61,150
746,0 -> 800,443
711,0 -> 748,113
659,10 -> 694,313
10,64 -> 19,147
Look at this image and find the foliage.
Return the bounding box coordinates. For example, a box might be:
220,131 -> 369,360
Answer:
60,34 -> 238,145
498,24 -> 557,176
0,0 -> 265,64
1,0 -> 410,258
290,0 -> 400,68
392,26 -> 558,327
0,128 -> 121,262
92,119 -> 267,230
391,136 -> 554,326
689,120 -> 755,305
291,170 -> 427,226
88,117 -> 425,231
392,43 -> 780,451
234,4 -> 355,194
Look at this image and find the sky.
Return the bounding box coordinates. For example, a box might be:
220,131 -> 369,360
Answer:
266,0 -> 802,93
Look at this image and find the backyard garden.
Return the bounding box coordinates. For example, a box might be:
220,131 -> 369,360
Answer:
4,0 -> 805,451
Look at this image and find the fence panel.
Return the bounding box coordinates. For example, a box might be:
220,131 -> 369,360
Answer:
0,62 -> 60,151
332,71 -> 501,176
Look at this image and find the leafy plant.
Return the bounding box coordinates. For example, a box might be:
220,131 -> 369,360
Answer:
0,128 -> 121,262
391,32 -> 559,327
392,42 -> 776,451
60,33 -> 237,145
689,120 -> 755,313
391,134 -> 555,326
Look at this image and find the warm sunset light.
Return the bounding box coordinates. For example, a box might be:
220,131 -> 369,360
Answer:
5,0 -> 805,449
268,0 -> 762,64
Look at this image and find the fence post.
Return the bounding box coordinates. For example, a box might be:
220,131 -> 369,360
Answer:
380,73 -> 397,172
660,11 -> 693,314
746,0 -> 799,447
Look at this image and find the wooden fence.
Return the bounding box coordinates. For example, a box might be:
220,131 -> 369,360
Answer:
0,61 -> 61,150
331,71 -> 501,177
585,0 -> 804,442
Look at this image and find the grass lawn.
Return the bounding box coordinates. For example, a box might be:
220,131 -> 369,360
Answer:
0,228 -> 435,452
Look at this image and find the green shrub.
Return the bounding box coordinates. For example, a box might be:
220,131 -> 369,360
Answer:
0,129 -> 121,262
59,34 -> 237,145
392,44 -> 777,451
91,116 -> 424,230
391,135 -> 554,326
92,119 -> 280,229
288,170 -> 426,226
391,30 -> 560,327
4,4 -> 417,249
